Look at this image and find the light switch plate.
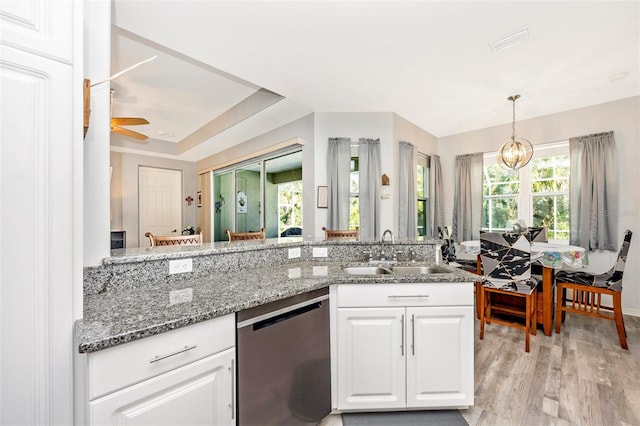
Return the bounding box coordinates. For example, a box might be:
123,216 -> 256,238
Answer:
313,247 -> 328,257
169,258 -> 193,274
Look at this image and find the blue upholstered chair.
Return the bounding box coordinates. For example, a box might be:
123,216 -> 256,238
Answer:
555,230 -> 632,349
479,232 -> 539,352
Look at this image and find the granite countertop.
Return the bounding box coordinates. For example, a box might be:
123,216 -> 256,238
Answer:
76,260 -> 477,354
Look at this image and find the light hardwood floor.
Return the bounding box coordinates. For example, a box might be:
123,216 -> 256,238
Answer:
320,313 -> 640,426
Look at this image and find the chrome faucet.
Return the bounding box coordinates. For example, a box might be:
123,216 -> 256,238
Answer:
380,230 -> 395,261
381,229 -> 394,244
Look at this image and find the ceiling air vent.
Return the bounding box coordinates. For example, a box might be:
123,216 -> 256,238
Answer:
490,28 -> 530,52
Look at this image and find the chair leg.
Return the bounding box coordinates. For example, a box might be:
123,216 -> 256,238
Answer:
612,292 -> 628,350
556,283 -> 564,334
530,291 -> 537,336
479,285 -> 485,340
524,293 -> 531,352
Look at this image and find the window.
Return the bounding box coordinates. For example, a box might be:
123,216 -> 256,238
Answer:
417,154 -> 430,237
483,142 -> 569,241
349,155 -> 360,230
530,154 -> 569,240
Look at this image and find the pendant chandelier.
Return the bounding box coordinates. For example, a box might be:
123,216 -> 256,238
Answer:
498,94 -> 533,170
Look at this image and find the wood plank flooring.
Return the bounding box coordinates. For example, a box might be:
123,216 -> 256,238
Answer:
319,313 -> 640,426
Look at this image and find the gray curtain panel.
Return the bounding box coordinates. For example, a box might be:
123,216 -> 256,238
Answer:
430,154 -> 443,238
452,153 -> 483,242
327,138 -> 351,230
359,138 -> 381,241
569,131 -> 618,251
397,141 -> 417,241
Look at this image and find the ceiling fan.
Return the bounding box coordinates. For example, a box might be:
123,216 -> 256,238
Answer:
83,56 -> 157,141
110,89 -> 150,141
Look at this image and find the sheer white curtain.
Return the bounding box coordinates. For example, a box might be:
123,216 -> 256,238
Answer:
430,154 -> 443,238
569,131 -> 618,251
359,138 -> 381,240
398,141 -> 416,240
327,138 -> 351,230
452,153 -> 483,242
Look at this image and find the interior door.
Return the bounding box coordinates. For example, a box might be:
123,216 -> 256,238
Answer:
139,167 -> 182,247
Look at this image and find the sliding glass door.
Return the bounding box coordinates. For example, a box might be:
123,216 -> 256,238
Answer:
235,163 -> 262,233
212,149 -> 302,241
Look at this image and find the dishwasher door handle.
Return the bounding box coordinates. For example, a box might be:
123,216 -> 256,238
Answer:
251,301 -> 322,331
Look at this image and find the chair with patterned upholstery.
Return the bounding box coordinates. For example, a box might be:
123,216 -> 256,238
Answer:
527,227 -> 549,243
555,230 -> 632,349
322,227 -> 359,241
226,228 -> 266,242
438,226 -> 480,273
145,232 -> 202,247
479,232 -> 538,352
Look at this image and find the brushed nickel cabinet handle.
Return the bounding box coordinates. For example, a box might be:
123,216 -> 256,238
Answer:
149,344 -> 197,363
411,314 -> 415,356
388,295 -> 430,299
401,314 -> 405,356
229,359 -> 235,420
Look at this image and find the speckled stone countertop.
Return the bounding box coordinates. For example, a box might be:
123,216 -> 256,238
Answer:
76,239 -> 477,353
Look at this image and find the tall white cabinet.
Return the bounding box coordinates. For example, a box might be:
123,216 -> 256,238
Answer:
0,1 -> 79,425
331,283 -> 474,411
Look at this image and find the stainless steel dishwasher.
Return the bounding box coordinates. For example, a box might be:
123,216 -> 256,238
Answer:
236,287 -> 331,426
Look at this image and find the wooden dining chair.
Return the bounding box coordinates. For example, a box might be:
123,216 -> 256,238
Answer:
322,227 -> 359,241
555,230 -> 632,349
145,232 -> 202,247
226,228 -> 266,242
479,232 -> 538,352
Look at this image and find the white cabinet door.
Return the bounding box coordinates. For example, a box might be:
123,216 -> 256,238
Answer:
406,306 -> 474,408
1,44 -> 75,426
90,348 -> 236,426
337,307 -> 406,410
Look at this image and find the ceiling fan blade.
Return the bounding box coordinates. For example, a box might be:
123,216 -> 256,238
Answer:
112,125 -> 149,141
111,117 -> 149,126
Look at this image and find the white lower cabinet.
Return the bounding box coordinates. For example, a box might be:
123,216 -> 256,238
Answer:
333,283 -> 474,411
80,314 -> 236,426
90,349 -> 235,425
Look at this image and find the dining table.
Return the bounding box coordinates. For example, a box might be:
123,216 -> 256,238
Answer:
460,240 -> 588,336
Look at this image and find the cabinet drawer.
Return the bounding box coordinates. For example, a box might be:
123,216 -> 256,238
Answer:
88,314 -> 235,400
335,283 -> 473,308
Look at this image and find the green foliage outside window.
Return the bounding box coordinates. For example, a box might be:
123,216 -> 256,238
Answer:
278,181 -> 302,235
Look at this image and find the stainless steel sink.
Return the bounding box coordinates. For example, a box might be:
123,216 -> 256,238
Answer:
390,265 -> 452,275
342,266 -> 393,275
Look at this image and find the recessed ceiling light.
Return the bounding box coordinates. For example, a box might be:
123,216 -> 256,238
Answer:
490,28 -> 530,52
157,130 -> 175,137
609,72 -> 629,83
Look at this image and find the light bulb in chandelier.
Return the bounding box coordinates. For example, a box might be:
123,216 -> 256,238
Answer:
498,137 -> 533,169
497,94 -> 533,170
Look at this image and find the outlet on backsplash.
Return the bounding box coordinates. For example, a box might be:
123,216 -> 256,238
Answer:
313,247 -> 328,258
169,258 -> 193,274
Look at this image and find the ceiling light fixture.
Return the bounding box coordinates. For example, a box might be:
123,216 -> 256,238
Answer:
498,94 -> 533,170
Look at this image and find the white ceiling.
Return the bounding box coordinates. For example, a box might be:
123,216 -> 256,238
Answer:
110,0 -> 640,162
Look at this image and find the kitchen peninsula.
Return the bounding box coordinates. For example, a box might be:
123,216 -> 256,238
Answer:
76,238 -> 476,425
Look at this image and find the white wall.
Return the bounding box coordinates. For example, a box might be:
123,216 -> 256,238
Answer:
83,0 -> 111,266
438,96 -> 640,315
117,153 -> 197,248
197,114 -> 316,236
